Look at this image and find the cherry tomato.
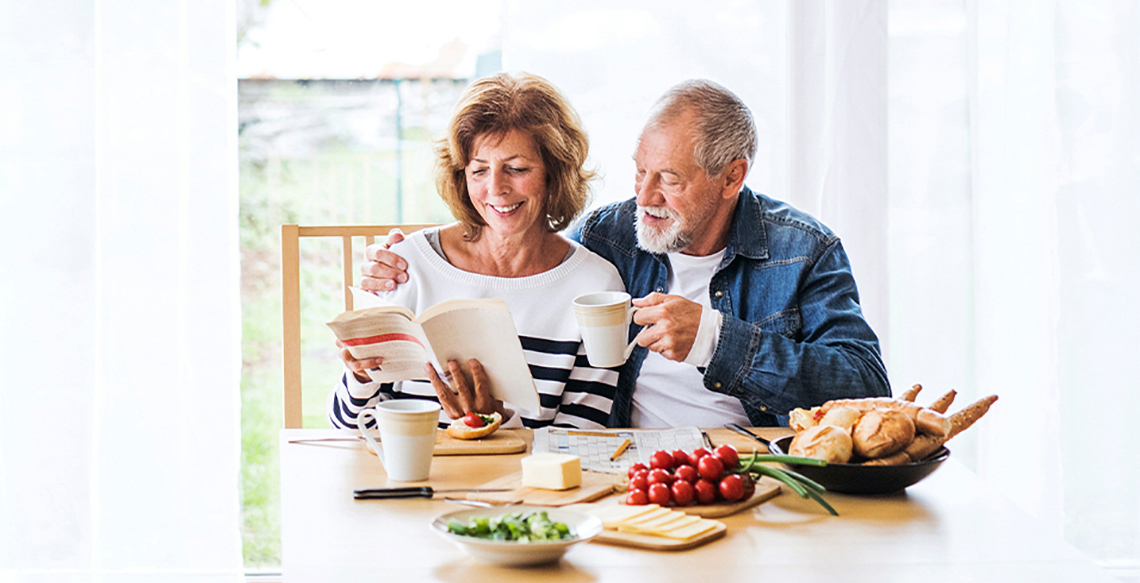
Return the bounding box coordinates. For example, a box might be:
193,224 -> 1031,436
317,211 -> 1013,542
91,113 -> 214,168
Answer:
629,472 -> 649,492
740,473 -> 756,500
648,483 -> 672,506
671,449 -> 692,467
627,463 -> 649,479
690,447 -> 711,461
674,464 -> 700,484
698,455 -> 725,481
647,468 -> 674,486
671,480 -> 695,506
719,474 -> 745,502
626,488 -> 649,505
462,412 -> 484,428
650,450 -> 675,471
713,444 -> 740,469
694,479 -> 718,504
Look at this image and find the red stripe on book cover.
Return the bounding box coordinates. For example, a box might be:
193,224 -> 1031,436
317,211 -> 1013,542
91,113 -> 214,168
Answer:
341,333 -> 423,347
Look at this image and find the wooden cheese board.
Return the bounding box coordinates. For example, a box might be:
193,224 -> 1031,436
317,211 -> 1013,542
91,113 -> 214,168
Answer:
591,520 -> 727,551
465,470 -> 619,506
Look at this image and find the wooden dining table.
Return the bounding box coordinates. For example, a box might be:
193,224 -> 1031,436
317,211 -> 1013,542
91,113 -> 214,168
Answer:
280,427 -> 1116,582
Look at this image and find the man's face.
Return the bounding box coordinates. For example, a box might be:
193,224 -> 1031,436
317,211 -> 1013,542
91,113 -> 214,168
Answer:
633,113 -> 723,255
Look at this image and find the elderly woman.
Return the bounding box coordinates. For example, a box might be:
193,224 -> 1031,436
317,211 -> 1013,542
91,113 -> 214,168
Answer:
328,72 -> 624,430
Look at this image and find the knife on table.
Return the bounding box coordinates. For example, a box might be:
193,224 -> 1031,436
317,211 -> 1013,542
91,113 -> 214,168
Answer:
353,486 -> 513,500
724,423 -> 771,447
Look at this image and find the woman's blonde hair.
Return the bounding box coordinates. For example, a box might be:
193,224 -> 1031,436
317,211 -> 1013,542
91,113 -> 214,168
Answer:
435,72 -> 594,240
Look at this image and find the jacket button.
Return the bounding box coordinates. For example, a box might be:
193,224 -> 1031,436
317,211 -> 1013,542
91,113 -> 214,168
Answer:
714,291 -> 724,298
760,406 -> 768,412
656,287 -> 663,293
714,382 -> 722,389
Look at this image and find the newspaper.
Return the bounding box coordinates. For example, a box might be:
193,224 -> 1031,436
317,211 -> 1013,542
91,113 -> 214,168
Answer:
532,427 -> 708,474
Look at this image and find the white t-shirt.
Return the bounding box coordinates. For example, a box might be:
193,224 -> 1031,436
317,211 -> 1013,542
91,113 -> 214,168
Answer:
630,250 -> 752,428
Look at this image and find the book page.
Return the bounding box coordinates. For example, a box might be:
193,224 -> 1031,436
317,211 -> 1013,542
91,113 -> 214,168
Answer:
417,299 -> 541,416
326,307 -> 431,383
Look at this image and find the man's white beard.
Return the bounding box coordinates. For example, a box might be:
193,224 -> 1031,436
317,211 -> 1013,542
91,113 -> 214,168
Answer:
636,205 -> 691,254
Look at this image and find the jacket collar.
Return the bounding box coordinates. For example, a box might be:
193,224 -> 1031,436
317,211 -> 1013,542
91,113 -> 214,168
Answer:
724,185 -> 769,263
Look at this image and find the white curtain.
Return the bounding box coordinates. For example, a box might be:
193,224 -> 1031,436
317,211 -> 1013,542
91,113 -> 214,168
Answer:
505,0 -> 1140,571
0,1 -> 244,581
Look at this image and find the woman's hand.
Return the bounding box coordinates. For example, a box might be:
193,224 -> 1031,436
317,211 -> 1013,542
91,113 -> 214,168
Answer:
359,229 -> 409,292
337,340 -> 383,383
424,359 -> 505,419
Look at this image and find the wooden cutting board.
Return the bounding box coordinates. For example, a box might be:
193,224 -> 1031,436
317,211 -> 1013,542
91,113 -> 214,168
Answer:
361,429 -> 527,457
591,520 -> 727,551
465,470 -> 619,506
671,476 -> 782,517
433,428 -> 527,456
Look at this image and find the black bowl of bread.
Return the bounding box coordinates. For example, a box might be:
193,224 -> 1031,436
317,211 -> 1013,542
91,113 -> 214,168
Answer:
768,434 -> 949,495
770,386 -> 997,495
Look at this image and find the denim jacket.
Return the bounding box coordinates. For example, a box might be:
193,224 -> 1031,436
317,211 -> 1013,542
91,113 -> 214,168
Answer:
570,186 -> 891,427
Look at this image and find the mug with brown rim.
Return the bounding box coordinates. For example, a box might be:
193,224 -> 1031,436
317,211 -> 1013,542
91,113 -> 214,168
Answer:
572,291 -> 639,368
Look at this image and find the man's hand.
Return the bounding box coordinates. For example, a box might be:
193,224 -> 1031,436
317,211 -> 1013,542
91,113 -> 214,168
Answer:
632,292 -> 703,362
424,359 -> 506,420
359,228 -> 410,291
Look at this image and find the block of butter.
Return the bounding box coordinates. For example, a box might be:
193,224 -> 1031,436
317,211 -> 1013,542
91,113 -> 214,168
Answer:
520,452 -> 582,490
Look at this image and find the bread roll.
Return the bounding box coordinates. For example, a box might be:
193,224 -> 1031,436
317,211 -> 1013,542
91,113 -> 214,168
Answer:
852,408 -> 915,459
818,406 -> 862,432
789,424 -> 853,463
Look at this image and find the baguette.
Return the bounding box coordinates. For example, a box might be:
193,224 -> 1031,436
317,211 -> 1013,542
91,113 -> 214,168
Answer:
928,390 -> 957,414
445,411 -> 502,440
948,394 -> 999,438
900,384 -> 923,402
863,394 -> 999,465
820,398 -> 950,438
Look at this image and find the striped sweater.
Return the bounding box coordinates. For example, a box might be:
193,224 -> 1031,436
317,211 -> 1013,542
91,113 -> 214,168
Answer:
328,227 -> 626,430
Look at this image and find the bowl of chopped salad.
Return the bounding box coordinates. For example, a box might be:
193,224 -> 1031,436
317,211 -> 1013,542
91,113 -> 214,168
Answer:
430,505 -> 603,566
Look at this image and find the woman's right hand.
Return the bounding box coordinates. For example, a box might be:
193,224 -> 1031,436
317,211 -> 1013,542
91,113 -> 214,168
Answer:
359,228 -> 409,292
337,340 -> 382,383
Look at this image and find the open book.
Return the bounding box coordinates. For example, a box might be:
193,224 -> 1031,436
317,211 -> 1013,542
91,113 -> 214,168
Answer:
326,288 -> 541,415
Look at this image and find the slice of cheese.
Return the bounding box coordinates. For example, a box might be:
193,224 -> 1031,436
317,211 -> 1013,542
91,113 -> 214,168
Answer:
520,453 -> 582,490
621,506 -> 672,525
619,511 -> 685,531
617,513 -> 702,534
590,504 -> 661,527
659,518 -> 719,540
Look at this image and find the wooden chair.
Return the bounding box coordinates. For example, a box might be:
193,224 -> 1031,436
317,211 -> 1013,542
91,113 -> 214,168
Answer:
281,224 -> 436,428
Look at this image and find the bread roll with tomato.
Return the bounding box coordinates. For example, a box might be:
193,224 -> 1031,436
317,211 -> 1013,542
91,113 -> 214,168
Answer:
445,411 -> 502,440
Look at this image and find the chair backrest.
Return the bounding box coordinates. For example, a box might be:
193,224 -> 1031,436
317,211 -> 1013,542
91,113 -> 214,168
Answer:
281,224 -> 437,428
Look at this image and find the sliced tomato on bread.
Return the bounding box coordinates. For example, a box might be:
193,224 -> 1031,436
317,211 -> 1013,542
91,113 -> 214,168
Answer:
445,411 -> 503,440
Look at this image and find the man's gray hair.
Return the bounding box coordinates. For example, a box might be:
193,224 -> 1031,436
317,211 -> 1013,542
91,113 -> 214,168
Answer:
646,79 -> 757,178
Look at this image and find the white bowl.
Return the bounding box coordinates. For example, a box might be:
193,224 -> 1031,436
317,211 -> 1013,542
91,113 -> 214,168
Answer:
430,505 -> 603,567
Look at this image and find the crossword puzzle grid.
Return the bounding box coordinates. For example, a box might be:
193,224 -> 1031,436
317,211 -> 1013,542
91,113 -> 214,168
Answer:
534,427 -> 705,473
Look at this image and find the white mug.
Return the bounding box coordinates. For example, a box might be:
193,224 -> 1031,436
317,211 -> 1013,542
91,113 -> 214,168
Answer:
358,400 -> 441,482
573,291 -> 640,368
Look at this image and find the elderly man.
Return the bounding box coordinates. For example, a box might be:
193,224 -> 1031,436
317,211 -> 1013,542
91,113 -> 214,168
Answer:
362,79 -> 890,427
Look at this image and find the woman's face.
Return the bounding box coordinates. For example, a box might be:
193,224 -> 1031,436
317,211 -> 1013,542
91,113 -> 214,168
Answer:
465,129 -> 548,240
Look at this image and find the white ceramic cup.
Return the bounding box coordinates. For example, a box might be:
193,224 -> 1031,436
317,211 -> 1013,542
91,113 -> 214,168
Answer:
358,400 -> 442,482
573,291 -> 640,368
